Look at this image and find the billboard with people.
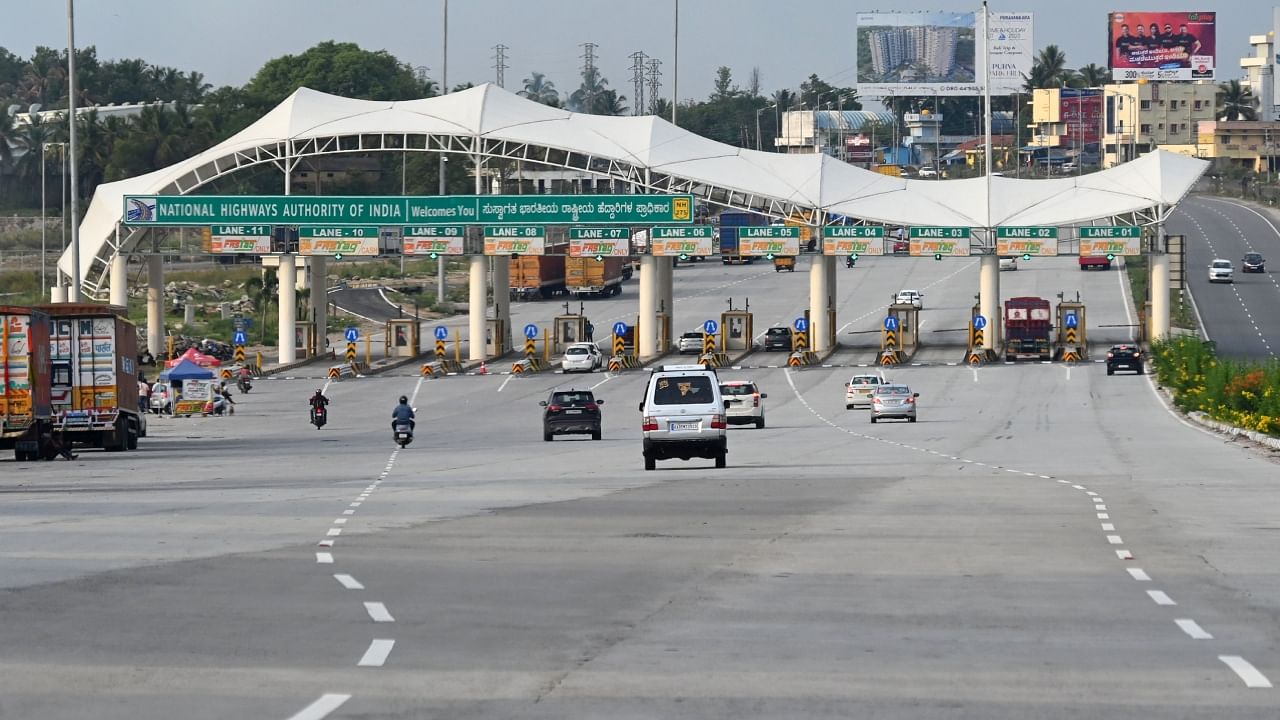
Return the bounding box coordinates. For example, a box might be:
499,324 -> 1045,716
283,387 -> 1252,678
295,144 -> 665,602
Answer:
1108,11 -> 1215,81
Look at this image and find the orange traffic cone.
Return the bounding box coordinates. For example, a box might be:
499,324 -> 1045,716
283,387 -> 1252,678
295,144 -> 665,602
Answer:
478,360 -> 488,375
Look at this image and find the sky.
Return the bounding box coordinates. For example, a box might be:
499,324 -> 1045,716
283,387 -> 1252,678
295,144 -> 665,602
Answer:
2,1 -> 1272,107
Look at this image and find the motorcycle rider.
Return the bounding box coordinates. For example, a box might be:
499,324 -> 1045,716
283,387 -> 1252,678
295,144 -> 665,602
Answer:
309,389 -> 330,424
237,366 -> 253,392
391,395 -> 415,432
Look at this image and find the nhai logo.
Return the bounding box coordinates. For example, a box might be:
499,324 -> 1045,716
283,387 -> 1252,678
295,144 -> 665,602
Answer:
125,197 -> 157,223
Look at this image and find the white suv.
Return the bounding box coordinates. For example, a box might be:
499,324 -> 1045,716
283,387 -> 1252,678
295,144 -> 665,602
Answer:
639,364 -> 728,470
719,380 -> 767,429
894,290 -> 924,309
1208,258 -> 1233,284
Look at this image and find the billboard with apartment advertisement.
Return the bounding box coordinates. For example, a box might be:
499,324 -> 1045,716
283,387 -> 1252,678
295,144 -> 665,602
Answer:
987,12 -> 1035,94
1108,11 -> 1215,81
857,12 -> 978,96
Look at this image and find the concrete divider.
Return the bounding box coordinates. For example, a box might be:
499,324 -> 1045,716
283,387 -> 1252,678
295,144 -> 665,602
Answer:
698,352 -> 731,368
607,355 -> 641,372
788,351 -> 818,367
511,357 -> 550,375
327,364 -> 356,381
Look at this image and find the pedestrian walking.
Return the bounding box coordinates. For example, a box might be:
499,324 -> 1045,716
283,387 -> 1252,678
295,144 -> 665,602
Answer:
138,376 -> 151,413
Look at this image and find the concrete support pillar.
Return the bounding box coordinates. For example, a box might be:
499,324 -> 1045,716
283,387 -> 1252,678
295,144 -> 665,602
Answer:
638,255 -> 659,358
109,253 -> 128,308
809,255 -> 830,354
979,254 -> 1001,351
658,257 -> 674,349
825,254 -> 837,350
492,256 -> 511,353
310,255 -> 327,355
51,285 -> 68,303
277,254 -> 297,365
1150,251 -> 1171,341
296,257 -> 310,291
468,255 -> 487,362
146,255 -> 164,362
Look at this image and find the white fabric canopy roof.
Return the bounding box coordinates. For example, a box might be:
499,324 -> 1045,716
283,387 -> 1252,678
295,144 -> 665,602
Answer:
62,83 -> 1208,289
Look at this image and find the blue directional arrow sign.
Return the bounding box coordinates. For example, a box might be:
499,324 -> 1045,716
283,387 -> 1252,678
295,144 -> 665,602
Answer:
345,326 -> 359,343
1064,313 -> 1079,329
612,321 -> 629,335
794,317 -> 809,332
524,323 -> 539,339
232,330 -> 248,346
703,319 -> 719,334
434,326 -> 449,340
973,315 -> 988,330
884,316 -> 900,332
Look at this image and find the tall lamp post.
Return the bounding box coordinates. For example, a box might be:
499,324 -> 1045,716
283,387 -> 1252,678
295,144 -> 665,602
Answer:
437,0 -> 448,303
67,0 -> 81,301
672,0 -> 679,125
755,103 -> 776,151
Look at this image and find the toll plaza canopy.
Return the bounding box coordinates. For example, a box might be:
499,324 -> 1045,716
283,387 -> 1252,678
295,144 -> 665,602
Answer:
63,82 -> 1209,296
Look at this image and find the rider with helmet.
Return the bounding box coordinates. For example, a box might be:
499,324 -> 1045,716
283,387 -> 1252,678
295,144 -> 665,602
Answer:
309,389 -> 329,424
392,395 -> 415,431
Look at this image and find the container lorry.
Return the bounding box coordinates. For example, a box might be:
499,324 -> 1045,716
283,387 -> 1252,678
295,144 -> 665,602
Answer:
1,306 -> 52,461
38,304 -> 146,452
1003,297 -> 1053,361
718,211 -> 767,264
566,256 -> 626,297
510,255 -> 567,300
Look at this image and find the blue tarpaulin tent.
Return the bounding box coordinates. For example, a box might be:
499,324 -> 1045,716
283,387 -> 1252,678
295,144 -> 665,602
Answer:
159,358 -> 215,382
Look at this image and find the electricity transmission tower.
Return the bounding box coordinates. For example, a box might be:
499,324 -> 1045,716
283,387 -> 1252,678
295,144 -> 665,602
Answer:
629,51 -> 648,116
492,44 -> 509,88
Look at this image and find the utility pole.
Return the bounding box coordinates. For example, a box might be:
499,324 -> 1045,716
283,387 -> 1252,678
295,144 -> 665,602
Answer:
630,51 -> 648,116
492,44 -> 508,88
646,58 -> 663,115
580,42 -> 598,113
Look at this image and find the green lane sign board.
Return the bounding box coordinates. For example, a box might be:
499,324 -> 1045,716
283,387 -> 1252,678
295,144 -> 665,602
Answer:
823,226 -> 885,256
124,194 -> 695,226
403,225 -> 466,256
650,225 -> 714,257
995,227 -> 1059,257
909,226 -> 971,257
298,226 -> 380,238
1080,226 -> 1142,256
909,226 -> 971,239
483,226 -> 546,256
1079,226 -> 1141,238
995,226 -> 1058,239
823,226 -> 885,238
569,227 -> 631,257
568,227 -> 630,240
297,226 -> 381,256
739,225 -> 801,256
651,226 -> 713,239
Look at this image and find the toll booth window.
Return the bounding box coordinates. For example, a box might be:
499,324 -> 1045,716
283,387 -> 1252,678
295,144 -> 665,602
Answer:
652,376 -> 713,405
552,392 -> 594,407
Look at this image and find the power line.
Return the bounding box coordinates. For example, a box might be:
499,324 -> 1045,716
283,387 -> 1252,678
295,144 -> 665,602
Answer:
492,44 -> 509,88
629,51 -> 648,116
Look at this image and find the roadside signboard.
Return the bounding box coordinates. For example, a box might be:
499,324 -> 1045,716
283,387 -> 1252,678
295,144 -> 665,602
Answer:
884,316 -> 899,331
523,324 -> 539,339
568,227 -> 631,257
402,225 -> 466,255
974,315 -> 987,330
739,226 -> 801,256
822,225 -> 886,256
298,226 -> 380,256
703,320 -> 719,334
483,226 -> 546,255
995,226 -> 1059,256
209,225 -> 272,253
794,317 -> 809,332
1108,11 -> 1216,82
434,326 -> 448,340
1080,226 -> 1142,256
650,226 -> 714,257
909,227 -> 971,257
124,194 -> 695,226
345,327 -> 359,343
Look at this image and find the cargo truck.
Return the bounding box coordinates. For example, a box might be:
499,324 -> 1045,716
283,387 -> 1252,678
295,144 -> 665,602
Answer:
1,306 -> 52,461
1003,297 -> 1053,361
510,255 -> 567,300
566,256 -> 626,297
718,211 -> 767,264
38,304 -> 146,452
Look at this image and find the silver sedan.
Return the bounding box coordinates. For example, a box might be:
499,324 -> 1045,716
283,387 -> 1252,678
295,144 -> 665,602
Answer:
870,385 -> 918,423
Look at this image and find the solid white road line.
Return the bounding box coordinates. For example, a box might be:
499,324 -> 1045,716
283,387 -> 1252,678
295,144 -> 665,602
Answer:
357,639 -> 396,667
1175,619 -> 1213,640
286,693 -> 352,720
1147,590 -> 1176,605
497,375 -> 513,392
364,601 -> 395,622
334,574 -> 364,590
589,374 -> 614,390
315,553 -> 334,564
1218,655 -> 1274,688
1127,568 -> 1151,581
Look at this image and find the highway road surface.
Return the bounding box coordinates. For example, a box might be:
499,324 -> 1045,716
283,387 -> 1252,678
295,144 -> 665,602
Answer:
1169,196 -> 1280,359
1,258 -> 1275,719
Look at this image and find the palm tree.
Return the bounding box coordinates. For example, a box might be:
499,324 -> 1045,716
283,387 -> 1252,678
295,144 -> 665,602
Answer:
0,108 -> 17,172
596,89 -> 628,116
244,272 -> 279,345
569,68 -> 612,114
519,72 -> 560,106
1026,45 -> 1071,90
12,114 -> 54,204
1076,63 -> 1108,88
1217,80 -> 1257,121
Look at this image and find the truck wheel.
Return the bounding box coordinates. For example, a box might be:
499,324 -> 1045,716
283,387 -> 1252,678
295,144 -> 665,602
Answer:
127,420 -> 139,450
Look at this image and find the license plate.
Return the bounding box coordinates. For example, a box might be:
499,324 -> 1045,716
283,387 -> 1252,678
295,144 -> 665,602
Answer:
669,421 -> 698,432
565,409 -> 582,415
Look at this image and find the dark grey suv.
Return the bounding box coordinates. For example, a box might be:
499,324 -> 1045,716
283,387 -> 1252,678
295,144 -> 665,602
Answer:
1242,252 -> 1266,273
541,389 -> 603,441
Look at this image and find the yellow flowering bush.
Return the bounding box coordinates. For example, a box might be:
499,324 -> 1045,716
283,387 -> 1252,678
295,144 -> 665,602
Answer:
1151,338 -> 1280,437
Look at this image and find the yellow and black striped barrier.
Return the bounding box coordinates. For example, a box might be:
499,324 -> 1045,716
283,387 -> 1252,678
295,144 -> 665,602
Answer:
698,352 -> 730,368
435,340 -> 446,358
1061,348 -> 1081,363
512,357 -> 550,375
787,351 -> 817,367
233,345 -> 246,363
967,351 -> 985,366
612,335 -> 627,356
880,350 -> 901,366
345,342 -> 357,363
607,355 -> 640,372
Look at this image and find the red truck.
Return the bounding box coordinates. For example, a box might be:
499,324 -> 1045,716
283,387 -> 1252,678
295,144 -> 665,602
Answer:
1,306 -> 53,461
1078,255 -> 1112,270
37,304 -> 146,452
1004,297 -> 1053,361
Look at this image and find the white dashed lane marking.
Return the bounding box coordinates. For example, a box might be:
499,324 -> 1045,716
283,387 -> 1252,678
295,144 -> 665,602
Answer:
1176,619 -> 1213,640
1127,568 -> 1151,581
1147,590 -> 1177,606
315,552 -> 334,564
364,601 -> 395,623
334,574 -> 364,590
357,639 -> 396,668
1219,656 -> 1274,688
286,693 -> 351,720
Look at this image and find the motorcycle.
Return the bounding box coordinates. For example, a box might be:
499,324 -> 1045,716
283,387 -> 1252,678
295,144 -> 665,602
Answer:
311,405 -> 327,429
237,377 -> 252,394
393,422 -> 414,448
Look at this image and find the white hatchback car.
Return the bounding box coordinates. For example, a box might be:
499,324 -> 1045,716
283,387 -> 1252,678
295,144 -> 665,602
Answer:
719,380 -> 767,429
1208,258 -> 1234,284
561,342 -> 602,373
894,290 -> 924,309
999,257 -> 1018,271
845,374 -> 887,409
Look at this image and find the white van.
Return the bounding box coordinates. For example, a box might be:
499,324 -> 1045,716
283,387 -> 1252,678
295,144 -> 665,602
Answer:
639,365 -> 728,470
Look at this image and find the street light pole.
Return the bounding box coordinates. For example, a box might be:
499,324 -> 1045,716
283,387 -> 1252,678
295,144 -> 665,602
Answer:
672,0 -> 679,125
67,0 -> 81,301
755,103 -> 776,151
437,0 -> 448,304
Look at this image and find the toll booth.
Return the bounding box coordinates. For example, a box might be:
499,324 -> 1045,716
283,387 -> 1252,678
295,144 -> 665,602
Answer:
720,311 -> 753,353
1056,301 -> 1087,361
554,314 -> 590,353
293,321 -> 316,360
882,303 -> 920,362
634,314 -> 671,356
385,319 -> 420,358
485,318 -> 506,357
